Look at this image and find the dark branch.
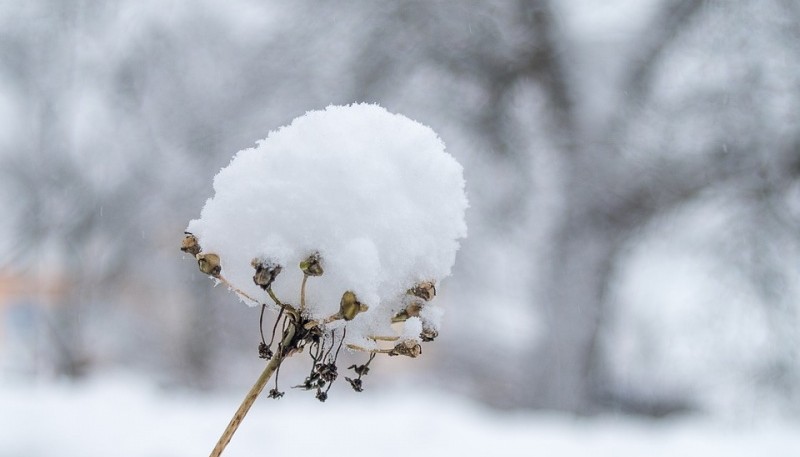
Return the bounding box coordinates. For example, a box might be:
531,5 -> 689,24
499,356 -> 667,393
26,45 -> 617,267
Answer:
517,0 -> 578,150
606,0 -> 707,142
622,0 -> 707,108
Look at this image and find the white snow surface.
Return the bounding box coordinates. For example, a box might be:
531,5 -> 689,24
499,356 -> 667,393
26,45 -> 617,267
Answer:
187,104 -> 467,342
2,375 -> 799,457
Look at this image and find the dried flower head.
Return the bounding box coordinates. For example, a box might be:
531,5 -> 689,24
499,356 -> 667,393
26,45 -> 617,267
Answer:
181,232 -> 202,256
196,253 -> 221,277
300,253 -> 324,277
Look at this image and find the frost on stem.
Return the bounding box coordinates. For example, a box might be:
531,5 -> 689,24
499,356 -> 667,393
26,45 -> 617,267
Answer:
181,104 -> 467,457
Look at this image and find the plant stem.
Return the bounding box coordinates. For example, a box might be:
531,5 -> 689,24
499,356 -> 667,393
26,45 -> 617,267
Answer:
209,355 -> 280,457
210,323 -> 296,457
266,288 -> 283,307
299,274 -> 309,312
217,274 -> 262,306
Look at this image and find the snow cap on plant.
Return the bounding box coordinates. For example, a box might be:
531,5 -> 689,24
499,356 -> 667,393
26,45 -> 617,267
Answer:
186,103 -> 467,352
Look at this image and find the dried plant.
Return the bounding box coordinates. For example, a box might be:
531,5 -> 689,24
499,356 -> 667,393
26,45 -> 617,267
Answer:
179,104 -> 466,456
182,233 -> 443,457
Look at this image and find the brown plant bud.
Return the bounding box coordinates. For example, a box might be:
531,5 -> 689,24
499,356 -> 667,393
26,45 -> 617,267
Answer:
340,291 -> 369,321
392,302 -> 423,323
389,340 -> 422,358
252,259 -> 282,289
299,253 -> 324,276
196,253 -> 221,277
408,281 -> 436,301
180,232 -> 201,256
420,326 -> 438,342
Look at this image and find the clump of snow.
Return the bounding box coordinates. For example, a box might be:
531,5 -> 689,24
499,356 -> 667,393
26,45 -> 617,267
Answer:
401,316 -> 424,342
187,103 -> 467,344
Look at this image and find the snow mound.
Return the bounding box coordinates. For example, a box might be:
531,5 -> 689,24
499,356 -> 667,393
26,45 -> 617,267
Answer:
187,103 -> 467,342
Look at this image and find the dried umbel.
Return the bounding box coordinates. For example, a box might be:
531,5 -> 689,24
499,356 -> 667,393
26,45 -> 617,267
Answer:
183,244 -> 439,390
182,233 -> 451,457
180,216 -> 456,456
182,240 -> 452,457
181,104 -> 466,457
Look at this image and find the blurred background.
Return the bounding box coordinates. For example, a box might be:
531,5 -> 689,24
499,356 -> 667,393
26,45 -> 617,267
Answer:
1,0 -> 799,455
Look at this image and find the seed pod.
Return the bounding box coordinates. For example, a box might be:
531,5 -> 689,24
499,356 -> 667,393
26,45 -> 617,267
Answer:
196,253 -> 221,277
252,259 -> 282,289
180,232 -> 201,256
392,302 -> 423,323
408,281 -> 436,301
389,340 -> 422,358
346,377 -> 363,392
340,291 -> 368,321
299,253 -> 324,276
420,326 -> 438,342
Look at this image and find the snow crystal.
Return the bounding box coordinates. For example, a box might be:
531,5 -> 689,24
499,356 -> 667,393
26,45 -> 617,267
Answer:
187,103 -> 467,344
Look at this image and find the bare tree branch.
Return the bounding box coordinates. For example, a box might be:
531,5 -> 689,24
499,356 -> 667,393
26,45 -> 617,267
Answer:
516,0 -> 578,151
622,0 -> 707,108
604,0 -> 707,141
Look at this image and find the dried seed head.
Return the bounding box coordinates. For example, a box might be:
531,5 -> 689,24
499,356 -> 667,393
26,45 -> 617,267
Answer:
300,253 -> 324,276
420,326 -> 438,342
340,291 -> 368,321
348,363 -> 370,377
346,377 -> 363,392
392,302 -> 423,323
267,389 -> 284,399
252,259 -> 282,289
408,281 -> 436,301
181,232 -> 202,256
389,340 -> 422,358
316,363 -> 338,382
196,253 -> 221,277
293,377 -> 317,391
258,342 -> 273,360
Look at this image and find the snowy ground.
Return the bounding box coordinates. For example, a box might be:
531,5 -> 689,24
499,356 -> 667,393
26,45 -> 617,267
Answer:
1,375 -> 798,457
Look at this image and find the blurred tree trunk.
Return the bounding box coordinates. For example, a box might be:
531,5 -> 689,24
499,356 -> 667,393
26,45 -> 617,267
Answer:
516,0 -> 711,413
529,212 -> 619,411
